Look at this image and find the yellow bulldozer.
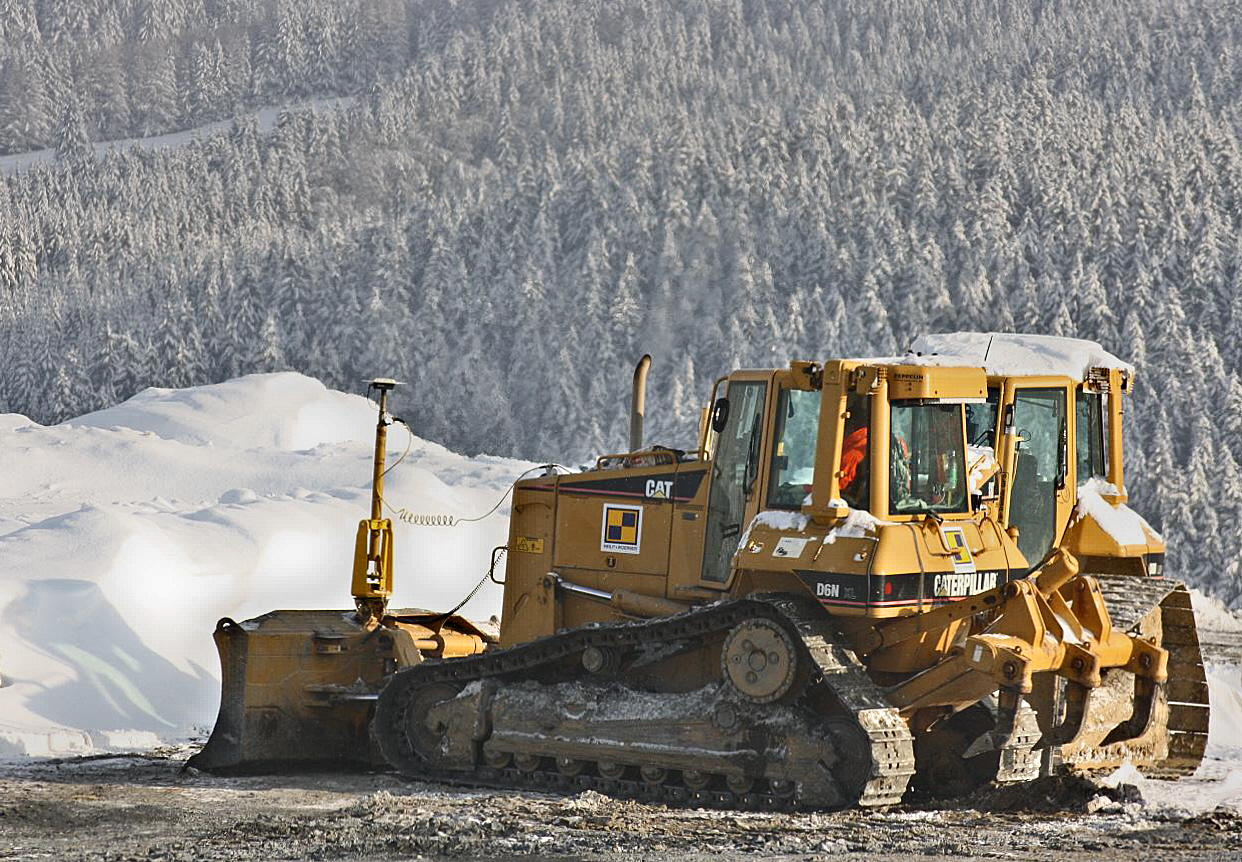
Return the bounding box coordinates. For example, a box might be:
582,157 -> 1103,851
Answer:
191,334 -> 1208,810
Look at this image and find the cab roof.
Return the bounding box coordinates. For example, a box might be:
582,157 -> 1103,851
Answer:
901,333 -> 1133,382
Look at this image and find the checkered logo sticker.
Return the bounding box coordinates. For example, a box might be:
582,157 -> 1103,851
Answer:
601,504 -> 643,555
940,525 -> 977,574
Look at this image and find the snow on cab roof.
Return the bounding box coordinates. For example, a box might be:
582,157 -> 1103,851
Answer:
899,333 -> 1134,381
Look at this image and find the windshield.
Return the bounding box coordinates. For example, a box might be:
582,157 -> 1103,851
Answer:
768,389 -> 821,509
890,403 -> 968,514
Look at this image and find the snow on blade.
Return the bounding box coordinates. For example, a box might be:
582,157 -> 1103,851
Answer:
0,373 -> 531,756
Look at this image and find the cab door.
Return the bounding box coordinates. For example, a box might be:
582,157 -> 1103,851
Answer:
1001,380 -> 1075,570
697,377 -> 770,585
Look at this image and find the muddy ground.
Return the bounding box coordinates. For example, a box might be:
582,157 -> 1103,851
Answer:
1,748 -> 1239,862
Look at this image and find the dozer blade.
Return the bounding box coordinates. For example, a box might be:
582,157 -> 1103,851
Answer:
188,609 -> 491,773
188,611 -> 403,772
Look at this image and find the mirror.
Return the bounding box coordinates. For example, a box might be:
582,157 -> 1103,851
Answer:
710,397 -> 730,433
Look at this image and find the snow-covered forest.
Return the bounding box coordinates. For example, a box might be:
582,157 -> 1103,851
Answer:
0,0 -> 1240,604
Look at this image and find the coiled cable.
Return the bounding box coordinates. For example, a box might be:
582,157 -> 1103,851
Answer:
377,415 -> 566,527
361,393 -> 567,617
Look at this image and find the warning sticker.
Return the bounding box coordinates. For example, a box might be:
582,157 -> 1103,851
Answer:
940,526 -> 976,574
601,504 -> 643,555
515,536 -> 545,554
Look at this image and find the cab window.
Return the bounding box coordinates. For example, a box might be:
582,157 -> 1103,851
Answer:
701,380 -> 767,583
1075,390 -> 1106,483
768,389 -> 821,509
1010,388 -> 1067,568
890,403 -> 968,514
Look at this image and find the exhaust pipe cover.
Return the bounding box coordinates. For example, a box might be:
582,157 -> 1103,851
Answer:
630,355 -> 652,452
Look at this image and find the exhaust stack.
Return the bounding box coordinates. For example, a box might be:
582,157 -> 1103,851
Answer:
630,355 -> 652,451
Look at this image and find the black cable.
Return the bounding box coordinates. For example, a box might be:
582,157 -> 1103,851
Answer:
433,572 -> 490,620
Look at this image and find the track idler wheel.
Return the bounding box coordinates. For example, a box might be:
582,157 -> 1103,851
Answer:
400,681 -> 465,769
556,756 -> 586,776
722,619 -> 799,703
597,761 -> 626,780
682,769 -> 713,790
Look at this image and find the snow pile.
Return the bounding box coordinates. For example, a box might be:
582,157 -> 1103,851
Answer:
1190,589 -> 1242,635
906,333 -> 1133,380
1105,661 -> 1242,815
1071,478 -> 1162,548
70,373 -> 375,451
823,507 -> 890,543
0,373 -> 532,756
1205,663 -> 1242,753
739,509 -> 810,549
1102,595 -> 1242,815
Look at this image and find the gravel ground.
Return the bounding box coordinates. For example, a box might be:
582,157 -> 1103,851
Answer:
1,748 -> 1239,861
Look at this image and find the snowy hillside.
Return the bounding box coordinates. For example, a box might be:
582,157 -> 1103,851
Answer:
0,373 -> 530,755
5,1 -> 1242,606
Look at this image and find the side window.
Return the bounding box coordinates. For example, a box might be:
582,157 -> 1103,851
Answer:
1075,390 -> 1106,484
768,389 -> 822,509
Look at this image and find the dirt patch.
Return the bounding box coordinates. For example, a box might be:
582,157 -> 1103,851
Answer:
950,773 -> 1143,814
0,750 -> 1238,861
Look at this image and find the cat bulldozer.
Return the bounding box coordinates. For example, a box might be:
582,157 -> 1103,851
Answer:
193,335 -> 1208,811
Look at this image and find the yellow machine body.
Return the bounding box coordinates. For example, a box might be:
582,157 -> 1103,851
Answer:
486,346 -> 1203,789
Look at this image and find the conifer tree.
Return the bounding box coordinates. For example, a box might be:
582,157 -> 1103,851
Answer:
54,95 -> 92,165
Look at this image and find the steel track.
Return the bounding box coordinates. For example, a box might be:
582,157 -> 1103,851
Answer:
373,595 -> 915,810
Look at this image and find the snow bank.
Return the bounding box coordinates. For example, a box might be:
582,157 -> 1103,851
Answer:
906,332 -> 1133,380
70,373 -> 375,451
1101,595 -> 1242,815
0,373 -> 532,755
1190,589 -> 1242,634
1105,660 -> 1242,815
